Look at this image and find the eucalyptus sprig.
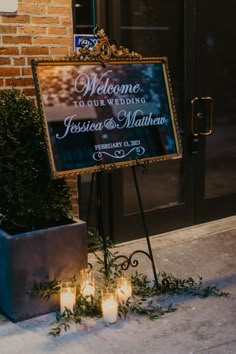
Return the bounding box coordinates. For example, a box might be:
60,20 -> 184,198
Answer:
75,292 -> 102,318
49,292 -> 102,336
131,271 -> 229,299
49,308 -> 82,337
29,275 -> 77,300
118,298 -> 131,320
130,301 -> 176,320
30,276 -> 61,300
30,228 -> 229,337
118,297 -> 176,320
191,283 -> 229,298
89,229 -> 122,286
131,272 -> 156,298
157,272 -> 229,298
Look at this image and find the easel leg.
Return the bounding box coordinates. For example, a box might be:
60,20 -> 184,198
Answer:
86,173 -> 95,225
96,172 -> 108,278
132,166 -> 159,287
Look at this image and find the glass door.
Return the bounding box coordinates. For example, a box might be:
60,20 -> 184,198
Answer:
193,1 -> 236,222
107,0 -> 191,242
76,0 -> 236,243
107,0 -> 236,242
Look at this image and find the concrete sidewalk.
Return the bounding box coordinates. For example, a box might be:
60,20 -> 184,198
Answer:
0,216 -> 236,354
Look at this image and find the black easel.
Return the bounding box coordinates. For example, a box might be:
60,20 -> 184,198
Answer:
86,165 -> 159,287
130,165 -> 158,286
96,172 -> 109,278
86,173 -> 95,225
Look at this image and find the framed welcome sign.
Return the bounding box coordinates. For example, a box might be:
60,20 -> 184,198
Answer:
32,55 -> 182,176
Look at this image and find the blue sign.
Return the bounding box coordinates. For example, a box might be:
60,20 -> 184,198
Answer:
74,34 -> 97,50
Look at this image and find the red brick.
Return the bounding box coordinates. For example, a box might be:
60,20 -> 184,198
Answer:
22,87 -> 36,96
66,177 -> 77,183
53,0 -> 71,4
2,15 -> 30,24
31,16 -> 59,25
21,46 -> 49,55
0,25 -> 17,34
22,67 -> 32,76
27,57 -> 50,65
0,58 -> 11,65
23,0 -> 52,3
17,4 -> 46,14
0,67 -> 21,76
67,28 -> 73,36
47,6 -> 71,15
48,27 -> 67,35
66,179 -> 77,185
3,36 -> 32,45
0,47 -> 19,55
71,207 -> 79,217
5,78 -> 34,87
68,47 -> 74,56
13,57 -> 26,66
0,79 -> 4,86
33,37 -> 72,45
50,47 -> 69,56
18,26 -> 47,35
60,17 -> 72,26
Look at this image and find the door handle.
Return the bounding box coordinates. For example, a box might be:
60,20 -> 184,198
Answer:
191,96 -> 213,136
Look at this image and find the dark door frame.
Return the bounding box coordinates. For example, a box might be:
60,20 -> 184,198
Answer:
77,1 -> 236,244
110,0 -> 197,242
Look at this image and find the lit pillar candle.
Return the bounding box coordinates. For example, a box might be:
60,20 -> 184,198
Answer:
102,289 -> 118,324
117,275 -> 132,303
80,268 -> 95,297
60,283 -> 76,314
83,281 -> 95,297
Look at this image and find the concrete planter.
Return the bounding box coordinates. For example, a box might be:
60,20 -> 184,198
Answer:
0,218 -> 87,322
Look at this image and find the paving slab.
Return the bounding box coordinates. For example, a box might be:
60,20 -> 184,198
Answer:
0,216 -> 236,354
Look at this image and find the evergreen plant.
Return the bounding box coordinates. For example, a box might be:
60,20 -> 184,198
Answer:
0,88 -> 72,234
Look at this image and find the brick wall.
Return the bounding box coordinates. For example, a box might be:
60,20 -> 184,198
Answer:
0,0 -> 74,94
0,0 -> 79,217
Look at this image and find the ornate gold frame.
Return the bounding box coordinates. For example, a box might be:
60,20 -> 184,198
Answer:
32,28 -> 182,177
71,27 -> 142,62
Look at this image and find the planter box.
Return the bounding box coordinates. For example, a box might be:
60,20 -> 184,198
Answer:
0,218 -> 87,322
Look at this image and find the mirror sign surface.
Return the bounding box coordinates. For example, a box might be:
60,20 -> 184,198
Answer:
32,59 -> 182,176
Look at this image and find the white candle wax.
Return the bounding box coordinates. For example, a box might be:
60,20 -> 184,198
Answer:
102,298 -> 118,324
117,276 -> 132,303
82,282 -> 95,297
117,284 -> 132,303
60,288 -> 76,313
80,268 -> 95,298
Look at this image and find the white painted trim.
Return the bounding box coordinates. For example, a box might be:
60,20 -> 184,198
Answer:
0,0 -> 18,13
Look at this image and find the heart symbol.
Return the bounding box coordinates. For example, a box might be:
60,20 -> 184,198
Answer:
114,150 -> 124,158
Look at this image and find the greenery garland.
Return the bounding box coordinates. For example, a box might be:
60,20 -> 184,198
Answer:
30,233 -> 229,336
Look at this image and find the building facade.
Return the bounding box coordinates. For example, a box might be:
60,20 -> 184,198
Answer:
0,0 -> 79,216
1,0 -> 236,243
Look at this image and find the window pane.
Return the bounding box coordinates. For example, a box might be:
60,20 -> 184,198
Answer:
119,0 -> 185,212
204,2 -> 236,198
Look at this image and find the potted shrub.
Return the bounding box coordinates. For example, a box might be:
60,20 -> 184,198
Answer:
0,89 -> 87,321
